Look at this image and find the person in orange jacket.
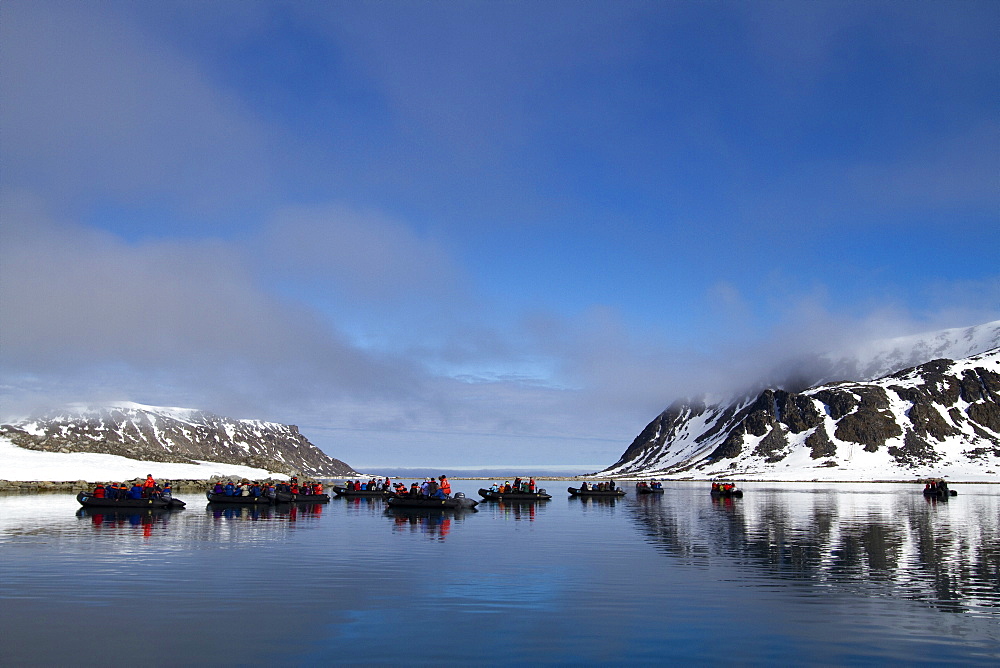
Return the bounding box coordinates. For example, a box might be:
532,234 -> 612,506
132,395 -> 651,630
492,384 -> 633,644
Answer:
438,475 -> 452,497
143,474 -> 156,498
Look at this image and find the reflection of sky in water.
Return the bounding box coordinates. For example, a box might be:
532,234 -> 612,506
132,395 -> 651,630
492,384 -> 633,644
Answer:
435,569 -> 565,613
1,482 -> 998,665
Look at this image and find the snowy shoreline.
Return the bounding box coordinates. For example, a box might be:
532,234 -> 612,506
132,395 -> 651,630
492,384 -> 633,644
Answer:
3,437 -> 996,485
0,436 -> 289,483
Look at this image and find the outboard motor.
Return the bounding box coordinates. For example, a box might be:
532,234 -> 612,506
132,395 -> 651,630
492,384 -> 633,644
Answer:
538,488 -> 547,495
454,492 -> 466,499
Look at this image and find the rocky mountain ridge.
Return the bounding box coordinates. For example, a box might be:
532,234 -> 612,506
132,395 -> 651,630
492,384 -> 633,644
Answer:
606,321 -> 1000,480
0,402 -> 355,477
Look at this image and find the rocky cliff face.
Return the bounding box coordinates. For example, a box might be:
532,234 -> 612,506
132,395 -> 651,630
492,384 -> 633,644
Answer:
0,403 -> 355,477
606,322 -> 1000,480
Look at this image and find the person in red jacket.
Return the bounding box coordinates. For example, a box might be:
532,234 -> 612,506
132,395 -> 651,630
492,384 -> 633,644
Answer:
143,474 -> 156,498
438,475 -> 452,497
93,483 -> 106,498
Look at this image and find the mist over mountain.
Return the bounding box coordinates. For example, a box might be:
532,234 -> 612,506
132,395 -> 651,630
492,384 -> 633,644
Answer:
607,321 -> 1000,480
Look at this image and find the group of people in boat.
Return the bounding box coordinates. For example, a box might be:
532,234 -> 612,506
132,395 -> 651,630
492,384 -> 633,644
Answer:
924,480 -> 951,494
488,477 -> 538,494
211,476 -> 323,498
212,479 -> 274,498
711,481 -> 738,493
635,481 -> 663,490
342,477 -> 393,492
578,481 -> 620,492
393,475 -> 453,499
90,475 -> 174,501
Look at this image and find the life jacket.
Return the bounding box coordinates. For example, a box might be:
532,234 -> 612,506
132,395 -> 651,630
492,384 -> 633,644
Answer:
290,484 -> 299,494
314,483 -> 323,493
94,485 -> 106,498
440,478 -> 451,495
143,476 -> 155,488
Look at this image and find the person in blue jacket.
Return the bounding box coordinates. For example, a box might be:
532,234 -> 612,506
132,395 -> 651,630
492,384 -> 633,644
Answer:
224,481 -> 236,496
128,483 -> 144,499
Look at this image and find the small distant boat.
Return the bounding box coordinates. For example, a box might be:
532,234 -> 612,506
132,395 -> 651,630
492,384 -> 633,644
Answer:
387,493 -> 478,510
332,486 -> 394,498
635,485 -> 664,495
478,488 -> 552,501
205,491 -> 274,505
922,486 -> 957,499
78,491 -> 185,509
710,486 -> 743,499
568,486 -> 625,497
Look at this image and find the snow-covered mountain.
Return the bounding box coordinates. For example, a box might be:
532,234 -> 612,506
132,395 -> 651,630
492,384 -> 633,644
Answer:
606,321 -> 1000,481
0,402 -> 355,478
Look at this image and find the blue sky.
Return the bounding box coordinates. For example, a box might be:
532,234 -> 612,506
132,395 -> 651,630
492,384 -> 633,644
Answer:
1,0 -> 998,469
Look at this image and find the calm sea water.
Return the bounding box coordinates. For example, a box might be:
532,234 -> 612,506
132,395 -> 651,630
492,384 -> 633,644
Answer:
1,481 -> 997,666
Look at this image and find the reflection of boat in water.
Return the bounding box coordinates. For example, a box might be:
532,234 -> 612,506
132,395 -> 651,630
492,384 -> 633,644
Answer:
387,506 -> 473,539
332,486 -> 393,498
76,507 -> 178,536
478,488 -> 551,501
568,486 -> 625,497
206,503 -> 324,520
76,506 -> 174,520
274,492 -> 330,503
205,491 -> 274,504
386,493 -> 478,510
78,491 -> 185,509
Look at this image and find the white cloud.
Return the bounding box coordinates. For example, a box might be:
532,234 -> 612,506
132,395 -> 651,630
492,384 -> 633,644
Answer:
259,204 -> 465,304
0,1 -> 270,215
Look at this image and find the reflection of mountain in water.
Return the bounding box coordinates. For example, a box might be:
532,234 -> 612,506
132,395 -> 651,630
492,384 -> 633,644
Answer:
628,487 -> 999,615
